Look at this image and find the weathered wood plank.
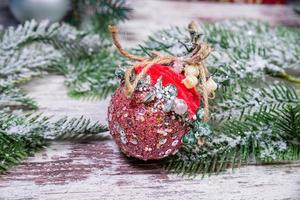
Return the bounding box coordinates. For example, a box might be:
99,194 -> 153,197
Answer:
1,140 -> 300,200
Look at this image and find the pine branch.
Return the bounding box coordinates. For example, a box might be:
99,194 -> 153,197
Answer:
0,20 -> 103,85
212,84 -> 300,121
0,20 -> 105,109
269,105 -> 300,150
63,49 -> 129,99
43,116 -> 109,140
164,107 -> 299,176
0,20 -> 98,57
70,0 -> 132,36
0,86 -> 37,110
0,110 -> 108,174
140,20 -> 300,86
0,131 -> 42,172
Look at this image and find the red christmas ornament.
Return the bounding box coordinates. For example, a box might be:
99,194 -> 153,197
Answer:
108,65 -> 200,160
108,86 -> 187,160
107,23 -> 214,160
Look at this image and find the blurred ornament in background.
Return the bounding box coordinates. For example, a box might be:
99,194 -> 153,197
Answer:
9,0 -> 71,23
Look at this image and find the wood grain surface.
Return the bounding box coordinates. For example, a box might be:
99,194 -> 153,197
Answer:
1,0 -> 300,199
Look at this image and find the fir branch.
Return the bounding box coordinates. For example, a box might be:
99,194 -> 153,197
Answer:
0,86 -> 37,110
0,20 -> 105,108
0,20 -> 102,85
157,20 -> 300,176
0,110 -> 108,174
43,116 -> 109,140
71,0 -> 132,36
63,49 -> 129,99
164,107 -> 298,176
212,84 -> 300,121
140,20 -> 300,86
269,105 -> 300,149
0,131 -> 44,172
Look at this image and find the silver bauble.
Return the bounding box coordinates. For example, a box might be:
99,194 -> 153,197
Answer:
9,0 -> 71,23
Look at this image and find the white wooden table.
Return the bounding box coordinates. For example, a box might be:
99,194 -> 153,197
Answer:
1,1 -> 300,199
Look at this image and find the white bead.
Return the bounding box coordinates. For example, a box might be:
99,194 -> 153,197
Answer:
205,77 -> 218,93
173,99 -> 188,115
184,65 -> 199,76
182,75 -> 198,89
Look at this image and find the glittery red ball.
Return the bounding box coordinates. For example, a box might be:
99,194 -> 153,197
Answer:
108,85 -> 190,160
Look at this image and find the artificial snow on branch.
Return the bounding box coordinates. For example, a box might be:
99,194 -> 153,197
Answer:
0,109 -> 108,174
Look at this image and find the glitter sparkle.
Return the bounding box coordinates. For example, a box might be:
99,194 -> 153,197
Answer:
108,84 -> 190,160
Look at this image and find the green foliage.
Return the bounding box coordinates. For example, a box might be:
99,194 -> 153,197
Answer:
0,131 -> 45,172
139,20 -> 300,85
164,105 -> 300,175
62,49 -> 128,99
70,0 -> 132,36
0,19 -> 125,107
295,7 -> 300,16
269,105 -> 300,149
0,86 -> 37,110
0,20 -> 100,78
213,84 -> 300,121
0,110 -> 108,174
0,20 -> 100,84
